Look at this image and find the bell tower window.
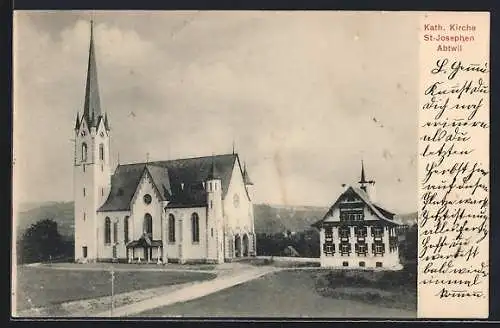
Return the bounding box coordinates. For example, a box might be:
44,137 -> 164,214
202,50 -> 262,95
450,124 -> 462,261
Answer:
82,143 -> 88,162
99,143 -> 104,161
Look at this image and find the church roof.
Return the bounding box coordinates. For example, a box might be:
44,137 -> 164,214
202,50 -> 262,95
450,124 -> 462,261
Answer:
311,186 -> 400,228
126,234 -> 162,248
98,153 -> 238,212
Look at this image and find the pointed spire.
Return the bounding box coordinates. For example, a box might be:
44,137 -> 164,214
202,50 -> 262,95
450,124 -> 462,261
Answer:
104,112 -> 110,130
232,140 -> 235,155
359,160 -> 367,184
74,112 -> 80,130
83,18 -> 102,127
359,160 -> 369,192
243,162 -> 253,185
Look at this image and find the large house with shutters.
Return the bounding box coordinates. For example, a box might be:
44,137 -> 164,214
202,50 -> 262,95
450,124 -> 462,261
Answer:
312,163 -> 403,270
73,21 -> 256,264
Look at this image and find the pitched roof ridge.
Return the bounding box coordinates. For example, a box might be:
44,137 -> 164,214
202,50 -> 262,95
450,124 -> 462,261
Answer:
312,185 -> 400,228
117,153 -> 237,167
349,187 -> 398,224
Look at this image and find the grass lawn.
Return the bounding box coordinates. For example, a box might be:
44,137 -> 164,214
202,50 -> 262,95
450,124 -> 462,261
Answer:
138,269 -> 416,318
43,262 -> 216,271
315,265 -> 417,312
15,266 -> 216,311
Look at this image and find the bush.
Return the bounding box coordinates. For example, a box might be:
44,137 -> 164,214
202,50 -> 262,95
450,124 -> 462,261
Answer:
18,219 -> 72,264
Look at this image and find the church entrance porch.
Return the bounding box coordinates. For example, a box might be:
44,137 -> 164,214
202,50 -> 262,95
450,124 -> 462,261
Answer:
234,235 -> 242,257
233,233 -> 254,259
126,233 -> 163,263
242,234 -> 249,257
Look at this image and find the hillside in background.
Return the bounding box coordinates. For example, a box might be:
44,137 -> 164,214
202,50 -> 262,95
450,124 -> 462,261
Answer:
254,204 -> 328,234
15,202 -> 74,239
14,201 -> 417,239
14,201 -> 327,238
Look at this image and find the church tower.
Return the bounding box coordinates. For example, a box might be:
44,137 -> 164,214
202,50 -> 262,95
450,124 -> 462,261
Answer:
206,158 -> 224,264
74,20 -> 111,262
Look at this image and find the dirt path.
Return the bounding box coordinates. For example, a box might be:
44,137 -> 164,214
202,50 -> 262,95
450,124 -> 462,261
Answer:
96,266 -> 281,317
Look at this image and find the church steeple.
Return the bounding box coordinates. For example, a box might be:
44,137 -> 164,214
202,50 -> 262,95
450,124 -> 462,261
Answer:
358,160 -> 375,193
243,162 -> 253,185
82,19 -> 103,127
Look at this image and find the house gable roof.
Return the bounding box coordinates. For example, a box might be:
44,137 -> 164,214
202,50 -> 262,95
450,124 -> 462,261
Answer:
311,186 -> 400,228
98,153 -> 238,212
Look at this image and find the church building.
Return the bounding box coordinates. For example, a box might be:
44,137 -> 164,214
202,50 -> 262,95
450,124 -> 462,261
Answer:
312,163 -> 402,270
73,21 -> 256,264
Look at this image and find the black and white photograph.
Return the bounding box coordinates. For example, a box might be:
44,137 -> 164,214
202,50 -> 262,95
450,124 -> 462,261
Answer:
12,11 -> 419,318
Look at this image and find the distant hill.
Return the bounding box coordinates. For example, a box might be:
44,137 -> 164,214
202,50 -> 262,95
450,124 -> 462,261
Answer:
15,201 -> 74,239
394,212 -> 418,226
15,201 -> 413,239
14,201 -> 328,239
254,203 -> 328,234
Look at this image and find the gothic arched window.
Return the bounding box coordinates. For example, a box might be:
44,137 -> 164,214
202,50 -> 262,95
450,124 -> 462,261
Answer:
104,217 -> 111,244
168,214 -> 175,242
124,216 -> 129,243
113,221 -> 118,243
191,212 -> 200,243
144,213 -> 153,237
82,143 -> 88,162
99,143 -> 104,161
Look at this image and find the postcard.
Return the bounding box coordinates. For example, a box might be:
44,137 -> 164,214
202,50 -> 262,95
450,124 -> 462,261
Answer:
11,10 -> 490,319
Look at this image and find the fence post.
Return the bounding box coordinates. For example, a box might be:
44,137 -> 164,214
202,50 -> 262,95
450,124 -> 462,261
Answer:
110,267 -> 115,316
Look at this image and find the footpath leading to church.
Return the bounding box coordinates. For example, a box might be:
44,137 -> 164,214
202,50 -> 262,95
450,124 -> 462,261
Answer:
95,263 -> 281,317
16,262 -> 281,317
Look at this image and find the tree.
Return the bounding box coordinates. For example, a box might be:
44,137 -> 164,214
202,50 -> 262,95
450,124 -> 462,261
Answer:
399,223 -> 417,265
18,219 -> 66,264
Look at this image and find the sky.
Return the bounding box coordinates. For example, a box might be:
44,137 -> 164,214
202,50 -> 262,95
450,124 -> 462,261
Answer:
13,11 -> 419,213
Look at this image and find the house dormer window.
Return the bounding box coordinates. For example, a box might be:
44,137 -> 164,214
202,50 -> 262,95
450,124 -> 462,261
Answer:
340,210 -> 364,222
